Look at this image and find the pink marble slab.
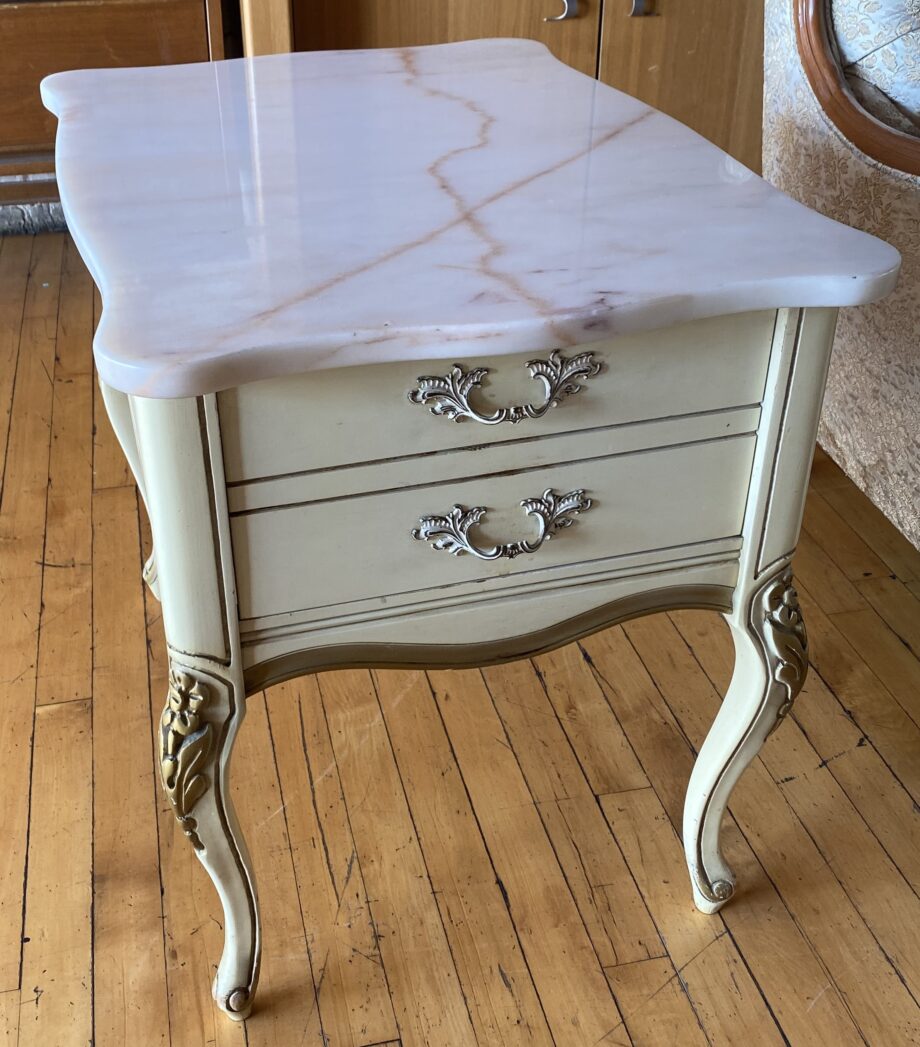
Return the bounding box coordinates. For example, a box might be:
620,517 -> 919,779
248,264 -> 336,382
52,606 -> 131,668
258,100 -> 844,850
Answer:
42,38 -> 900,398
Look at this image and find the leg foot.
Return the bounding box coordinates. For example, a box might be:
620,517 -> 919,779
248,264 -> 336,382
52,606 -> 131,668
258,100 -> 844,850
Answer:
215,985 -> 253,1022
683,565 -> 807,913
159,658 -> 261,1018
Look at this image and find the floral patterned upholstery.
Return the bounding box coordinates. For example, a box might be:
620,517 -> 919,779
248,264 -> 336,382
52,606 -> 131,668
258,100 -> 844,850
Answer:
832,0 -> 920,135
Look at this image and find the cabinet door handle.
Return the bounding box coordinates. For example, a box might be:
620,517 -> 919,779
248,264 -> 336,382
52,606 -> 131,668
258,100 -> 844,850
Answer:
411,488 -> 592,560
408,350 -> 601,425
630,0 -> 653,14
545,0 -> 579,21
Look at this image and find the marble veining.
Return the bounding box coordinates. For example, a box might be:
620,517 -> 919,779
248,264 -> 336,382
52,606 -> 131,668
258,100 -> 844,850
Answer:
42,39 -> 901,398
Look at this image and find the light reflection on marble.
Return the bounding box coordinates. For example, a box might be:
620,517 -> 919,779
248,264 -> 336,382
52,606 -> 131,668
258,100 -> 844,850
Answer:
42,39 -> 900,398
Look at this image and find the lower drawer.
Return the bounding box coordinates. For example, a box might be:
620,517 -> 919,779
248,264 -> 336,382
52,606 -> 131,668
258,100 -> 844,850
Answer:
231,433 -> 756,621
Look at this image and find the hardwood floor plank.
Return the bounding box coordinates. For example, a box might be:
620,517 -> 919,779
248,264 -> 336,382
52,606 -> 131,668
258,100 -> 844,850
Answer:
622,613 -> 920,1045
534,797 -> 663,970
808,444 -> 850,492
0,234 -> 64,987
604,956 -> 708,1047
18,700 -> 93,1047
531,642 -> 648,795
766,720 -> 920,1001
231,692 -> 319,1046
580,625 -> 868,1046
92,375 -> 133,491
372,667 -> 554,1047
601,787 -> 784,1046
0,235 -> 33,490
266,676 -> 398,1047
673,608 -> 920,898
428,667 -> 629,1046
796,585 -> 920,806
793,529 -> 867,614
669,606 -> 920,1004
36,239 -> 94,706
802,488 -> 891,581
0,988 -> 19,1047
91,285 -> 132,491
482,658 -> 662,968
855,575 -> 920,659
830,605 -> 920,731
319,669 -> 478,1047
481,658 -> 592,804
92,485 -> 169,1045
792,532 -> 920,742
817,472 -> 920,583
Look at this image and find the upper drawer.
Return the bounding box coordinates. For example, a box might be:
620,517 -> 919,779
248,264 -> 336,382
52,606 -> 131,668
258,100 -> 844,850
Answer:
218,310 -> 775,483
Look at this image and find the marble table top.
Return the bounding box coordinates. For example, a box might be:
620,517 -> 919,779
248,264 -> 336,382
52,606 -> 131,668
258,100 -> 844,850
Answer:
42,39 -> 900,399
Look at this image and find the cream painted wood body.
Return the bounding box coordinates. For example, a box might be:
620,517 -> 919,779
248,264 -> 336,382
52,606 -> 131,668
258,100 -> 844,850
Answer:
106,305 -> 835,1019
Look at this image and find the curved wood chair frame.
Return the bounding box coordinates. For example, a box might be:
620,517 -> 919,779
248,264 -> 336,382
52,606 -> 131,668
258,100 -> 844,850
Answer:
794,0 -> 920,176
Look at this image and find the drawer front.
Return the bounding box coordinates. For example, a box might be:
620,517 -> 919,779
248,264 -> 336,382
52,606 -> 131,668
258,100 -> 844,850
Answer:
219,310 -> 775,483
231,433 -> 756,622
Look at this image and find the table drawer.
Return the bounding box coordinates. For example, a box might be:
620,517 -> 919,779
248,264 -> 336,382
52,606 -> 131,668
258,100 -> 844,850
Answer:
219,311 -> 775,483
231,433 -> 756,622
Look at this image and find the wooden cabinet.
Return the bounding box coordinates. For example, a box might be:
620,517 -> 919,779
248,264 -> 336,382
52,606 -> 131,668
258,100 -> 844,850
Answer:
599,0 -> 764,171
292,0 -> 602,77
0,0 -> 218,205
283,0 -> 764,169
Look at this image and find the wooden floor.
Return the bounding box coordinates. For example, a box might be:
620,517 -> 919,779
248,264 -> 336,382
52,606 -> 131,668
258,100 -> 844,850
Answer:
2,234 -> 920,1046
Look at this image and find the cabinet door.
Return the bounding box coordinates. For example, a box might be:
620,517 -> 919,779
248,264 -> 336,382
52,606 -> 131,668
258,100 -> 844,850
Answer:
293,0 -> 601,77
599,0 -> 764,170
0,0 -> 211,156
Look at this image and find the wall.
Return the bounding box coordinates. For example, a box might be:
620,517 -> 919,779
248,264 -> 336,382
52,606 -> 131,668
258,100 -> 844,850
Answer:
764,0 -> 920,548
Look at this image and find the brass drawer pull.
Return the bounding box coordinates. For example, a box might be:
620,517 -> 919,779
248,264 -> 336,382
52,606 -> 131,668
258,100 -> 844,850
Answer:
411,488 -> 592,560
408,350 -> 601,425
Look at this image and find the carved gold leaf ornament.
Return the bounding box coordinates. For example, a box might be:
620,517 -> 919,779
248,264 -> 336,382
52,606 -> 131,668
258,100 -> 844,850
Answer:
160,669 -> 213,851
759,567 -> 808,729
693,566 -> 809,908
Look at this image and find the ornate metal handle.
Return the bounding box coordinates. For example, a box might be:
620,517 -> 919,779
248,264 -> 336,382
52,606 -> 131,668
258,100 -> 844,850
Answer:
408,350 -> 601,425
411,488 -> 591,560
545,0 -> 579,20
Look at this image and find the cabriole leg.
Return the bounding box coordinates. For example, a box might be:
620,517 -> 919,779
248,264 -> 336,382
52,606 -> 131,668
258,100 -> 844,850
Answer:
683,564 -> 807,913
159,656 -> 260,1019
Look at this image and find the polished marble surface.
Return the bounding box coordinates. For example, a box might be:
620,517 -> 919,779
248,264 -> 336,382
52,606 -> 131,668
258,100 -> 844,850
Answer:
42,39 -> 901,398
